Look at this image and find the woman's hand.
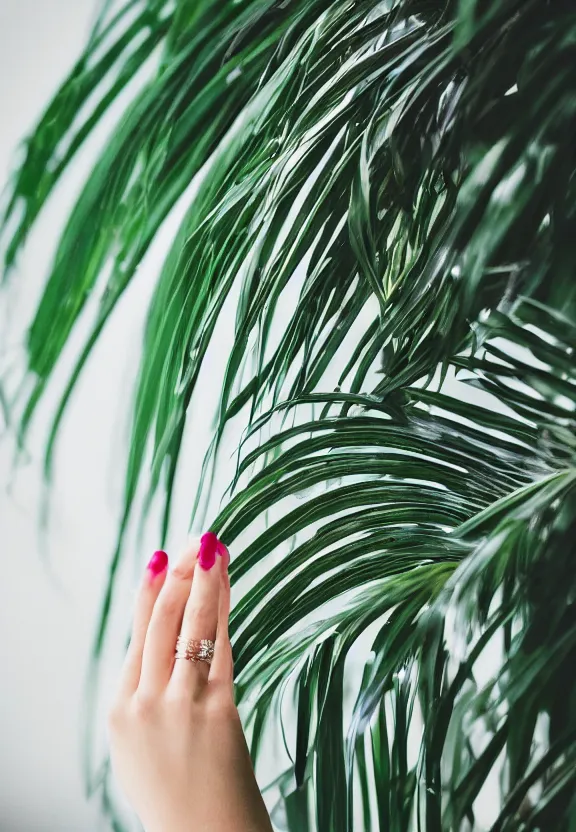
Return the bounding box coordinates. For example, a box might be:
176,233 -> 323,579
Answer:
107,534 -> 274,832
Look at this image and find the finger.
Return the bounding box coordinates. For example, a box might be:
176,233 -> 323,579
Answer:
117,550 -> 169,697
139,538 -> 200,694
170,532 -> 226,693
209,563 -> 234,688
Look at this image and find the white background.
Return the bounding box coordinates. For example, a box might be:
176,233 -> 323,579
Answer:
0,2 -> 160,828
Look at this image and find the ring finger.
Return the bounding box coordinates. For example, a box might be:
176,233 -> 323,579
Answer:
170,532 -> 227,695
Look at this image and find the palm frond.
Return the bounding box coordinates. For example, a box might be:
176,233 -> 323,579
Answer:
220,302 -> 576,830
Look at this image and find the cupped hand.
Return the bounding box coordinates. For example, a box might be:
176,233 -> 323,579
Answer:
107,534 -> 274,832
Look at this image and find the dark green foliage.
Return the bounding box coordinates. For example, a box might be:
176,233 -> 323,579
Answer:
2,0 -> 575,829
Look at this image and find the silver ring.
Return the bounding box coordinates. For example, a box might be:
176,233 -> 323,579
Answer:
175,636 -> 215,665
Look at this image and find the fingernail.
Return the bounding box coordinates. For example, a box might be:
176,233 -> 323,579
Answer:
198,532 -> 218,571
147,550 -> 168,577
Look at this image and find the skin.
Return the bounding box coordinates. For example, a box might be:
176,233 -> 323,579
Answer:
107,538 -> 274,832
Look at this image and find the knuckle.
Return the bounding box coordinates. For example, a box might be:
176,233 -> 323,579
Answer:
170,560 -> 195,581
132,692 -> 158,722
170,542 -> 199,580
165,688 -> 192,714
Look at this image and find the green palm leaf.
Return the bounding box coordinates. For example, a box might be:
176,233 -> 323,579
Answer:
2,0 -> 575,829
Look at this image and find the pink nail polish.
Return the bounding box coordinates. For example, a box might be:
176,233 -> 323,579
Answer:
147,550 -> 168,577
198,532 -> 219,571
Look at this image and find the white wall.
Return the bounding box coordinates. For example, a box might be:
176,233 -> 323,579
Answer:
0,3 -> 149,829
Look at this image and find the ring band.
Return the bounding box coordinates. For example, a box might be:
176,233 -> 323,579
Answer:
175,636 -> 215,665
